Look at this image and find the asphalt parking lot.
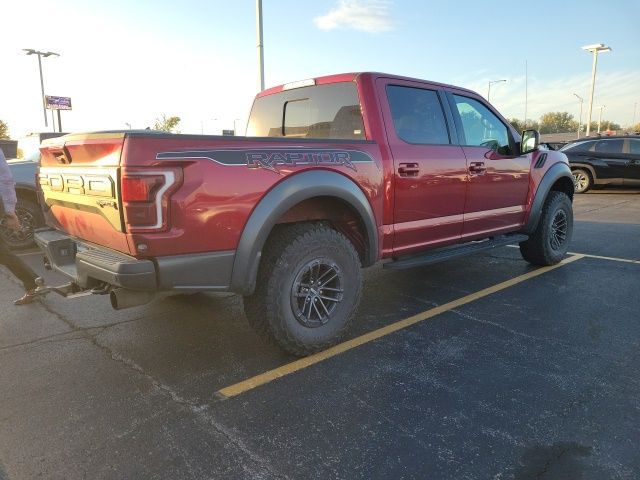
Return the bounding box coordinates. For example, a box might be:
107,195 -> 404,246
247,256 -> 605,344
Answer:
1,189 -> 639,480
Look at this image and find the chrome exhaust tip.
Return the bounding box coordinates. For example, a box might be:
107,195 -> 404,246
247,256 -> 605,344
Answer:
109,288 -> 155,310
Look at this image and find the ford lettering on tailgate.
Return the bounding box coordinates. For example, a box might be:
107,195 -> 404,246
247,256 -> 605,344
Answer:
40,171 -> 115,198
39,167 -> 123,231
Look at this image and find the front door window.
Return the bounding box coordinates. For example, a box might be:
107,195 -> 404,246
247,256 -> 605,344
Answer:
452,95 -> 510,155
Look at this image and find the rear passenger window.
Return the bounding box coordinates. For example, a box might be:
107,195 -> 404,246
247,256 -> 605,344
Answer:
594,139 -> 623,154
386,86 -> 450,144
247,82 -> 365,140
629,139 -> 640,155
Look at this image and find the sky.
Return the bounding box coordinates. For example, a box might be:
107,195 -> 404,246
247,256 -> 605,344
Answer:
1,0 -> 639,139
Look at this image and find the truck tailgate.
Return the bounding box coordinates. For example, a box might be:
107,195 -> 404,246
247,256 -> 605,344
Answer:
38,133 -> 131,254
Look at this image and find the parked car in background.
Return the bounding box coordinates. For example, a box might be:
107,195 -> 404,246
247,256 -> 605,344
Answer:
0,158 -> 44,249
561,135 -> 640,193
0,133 -> 66,249
539,142 -> 567,151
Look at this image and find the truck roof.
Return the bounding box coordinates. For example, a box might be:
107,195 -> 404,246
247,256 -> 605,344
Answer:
256,72 -> 479,98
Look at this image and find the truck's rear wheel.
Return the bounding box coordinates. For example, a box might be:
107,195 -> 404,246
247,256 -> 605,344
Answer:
519,191 -> 573,266
243,223 -> 362,356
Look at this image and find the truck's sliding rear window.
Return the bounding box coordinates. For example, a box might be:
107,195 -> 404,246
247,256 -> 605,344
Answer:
247,82 -> 365,140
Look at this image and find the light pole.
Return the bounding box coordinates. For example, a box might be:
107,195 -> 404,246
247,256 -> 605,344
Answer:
487,79 -> 506,102
573,93 -> 584,138
633,102 -> 637,129
597,105 -> 605,134
200,118 -> 218,135
582,43 -> 611,137
23,48 -> 60,128
256,0 -> 265,92
233,118 -> 242,136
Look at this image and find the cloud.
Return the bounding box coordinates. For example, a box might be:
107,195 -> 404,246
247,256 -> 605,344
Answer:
314,0 -> 395,33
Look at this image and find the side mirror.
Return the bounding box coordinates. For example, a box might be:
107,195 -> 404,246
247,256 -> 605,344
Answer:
521,129 -> 540,154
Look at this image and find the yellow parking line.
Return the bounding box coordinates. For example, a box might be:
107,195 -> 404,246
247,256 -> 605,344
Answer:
217,254 -> 585,399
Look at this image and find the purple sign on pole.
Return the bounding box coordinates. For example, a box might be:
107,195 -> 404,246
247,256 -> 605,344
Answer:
45,95 -> 72,110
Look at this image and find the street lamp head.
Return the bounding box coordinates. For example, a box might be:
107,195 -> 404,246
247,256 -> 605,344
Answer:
23,49 -> 61,57
582,43 -> 611,53
22,48 -> 60,57
573,93 -> 583,101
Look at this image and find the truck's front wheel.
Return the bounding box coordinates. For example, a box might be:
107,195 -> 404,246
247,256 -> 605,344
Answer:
519,191 -> 573,266
244,223 -> 362,356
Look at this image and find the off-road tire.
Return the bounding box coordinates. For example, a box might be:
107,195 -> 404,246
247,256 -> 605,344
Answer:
572,168 -> 592,194
519,191 -> 573,266
0,198 -> 44,250
243,222 -> 362,356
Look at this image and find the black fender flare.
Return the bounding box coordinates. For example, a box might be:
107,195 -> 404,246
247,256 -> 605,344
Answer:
523,162 -> 574,234
230,170 -> 379,296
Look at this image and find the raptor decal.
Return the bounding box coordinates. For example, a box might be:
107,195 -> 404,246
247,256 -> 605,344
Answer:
156,149 -> 374,174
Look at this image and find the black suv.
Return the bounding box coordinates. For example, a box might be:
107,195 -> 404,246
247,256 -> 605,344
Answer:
561,135 -> 640,193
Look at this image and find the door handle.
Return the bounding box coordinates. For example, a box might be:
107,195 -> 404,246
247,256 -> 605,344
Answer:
398,163 -> 420,177
469,162 -> 486,174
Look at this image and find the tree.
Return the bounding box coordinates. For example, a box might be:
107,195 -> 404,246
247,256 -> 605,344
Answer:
508,118 -> 539,133
153,114 -> 181,133
0,120 -> 9,140
587,120 -> 620,132
508,118 -> 524,132
539,112 -> 577,134
632,123 -> 640,134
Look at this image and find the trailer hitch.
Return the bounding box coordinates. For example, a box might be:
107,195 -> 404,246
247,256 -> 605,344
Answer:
32,278 -> 110,299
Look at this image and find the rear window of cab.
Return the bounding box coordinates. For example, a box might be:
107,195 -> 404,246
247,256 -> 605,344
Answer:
247,82 -> 365,140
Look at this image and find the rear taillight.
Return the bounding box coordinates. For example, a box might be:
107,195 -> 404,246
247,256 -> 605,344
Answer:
121,168 -> 182,233
122,175 -> 165,202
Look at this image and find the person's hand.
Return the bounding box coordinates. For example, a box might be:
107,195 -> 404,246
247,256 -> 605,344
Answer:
3,213 -> 21,231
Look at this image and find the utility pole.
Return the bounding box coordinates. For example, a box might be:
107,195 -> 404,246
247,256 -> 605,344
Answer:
524,60 -> 528,128
597,105 -> 605,134
256,0 -> 265,92
573,93 -> 584,138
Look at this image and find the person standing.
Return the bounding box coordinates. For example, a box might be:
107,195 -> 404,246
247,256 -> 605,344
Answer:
0,148 -> 43,305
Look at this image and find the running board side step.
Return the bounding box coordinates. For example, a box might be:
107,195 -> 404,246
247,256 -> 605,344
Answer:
384,234 -> 529,270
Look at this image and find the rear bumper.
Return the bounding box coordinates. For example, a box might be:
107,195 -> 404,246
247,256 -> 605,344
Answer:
34,228 -> 234,292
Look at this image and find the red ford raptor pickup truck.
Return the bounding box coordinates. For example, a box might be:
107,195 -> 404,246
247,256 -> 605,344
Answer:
35,72 -> 574,355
